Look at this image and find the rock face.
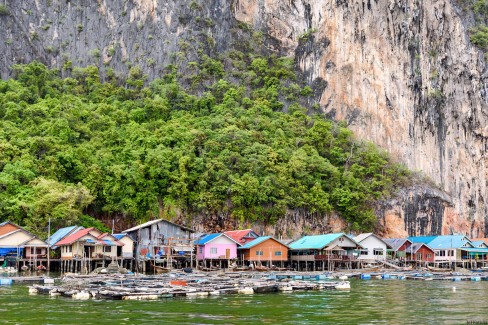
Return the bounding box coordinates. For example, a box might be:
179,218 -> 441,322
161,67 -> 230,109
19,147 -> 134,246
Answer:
1,0 -> 486,236
234,0 -> 488,237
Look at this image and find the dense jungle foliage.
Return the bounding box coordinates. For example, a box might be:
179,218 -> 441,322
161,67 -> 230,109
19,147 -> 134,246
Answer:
0,51 -> 410,237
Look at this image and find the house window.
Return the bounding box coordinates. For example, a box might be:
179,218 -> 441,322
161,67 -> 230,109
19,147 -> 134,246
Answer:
68,246 -> 72,253
448,250 -> 454,257
103,246 -> 112,253
373,249 -> 383,256
199,247 -> 203,254
274,251 -> 282,256
426,253 -> 432,259
256,250 -> 264,256
439,250 -> 446,256
361,250 -> 368,255
210,247 -> 217,254
416,253 -> 422,260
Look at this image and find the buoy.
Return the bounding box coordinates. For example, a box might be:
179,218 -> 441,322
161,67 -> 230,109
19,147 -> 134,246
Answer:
452,286 -> 456,292
335,281 -> 351,290
338,275 -> 348,280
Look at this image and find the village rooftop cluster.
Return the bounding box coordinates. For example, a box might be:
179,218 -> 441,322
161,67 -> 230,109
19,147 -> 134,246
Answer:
1,219 -> 488,273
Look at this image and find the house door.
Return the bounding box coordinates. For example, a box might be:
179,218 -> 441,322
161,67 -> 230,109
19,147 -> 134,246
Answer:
226,249 -> 230,259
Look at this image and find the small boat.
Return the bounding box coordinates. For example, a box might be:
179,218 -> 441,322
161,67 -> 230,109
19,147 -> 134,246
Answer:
427,265 -> 452,272
254,265 -> 269,272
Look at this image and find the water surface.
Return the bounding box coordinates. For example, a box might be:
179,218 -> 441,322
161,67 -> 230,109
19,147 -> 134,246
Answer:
1,279 -> 486,324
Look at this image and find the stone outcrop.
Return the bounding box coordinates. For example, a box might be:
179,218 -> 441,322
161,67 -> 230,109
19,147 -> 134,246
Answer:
233,0 -> 488,237
1,0 -> 487,236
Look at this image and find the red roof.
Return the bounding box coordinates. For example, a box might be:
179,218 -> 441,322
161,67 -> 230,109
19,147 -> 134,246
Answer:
224,229 -> 259,245
56,228 -> 96,246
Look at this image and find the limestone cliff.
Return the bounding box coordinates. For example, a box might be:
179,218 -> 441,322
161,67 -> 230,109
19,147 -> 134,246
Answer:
1,0 -> 486,237
234,0 -> 488,237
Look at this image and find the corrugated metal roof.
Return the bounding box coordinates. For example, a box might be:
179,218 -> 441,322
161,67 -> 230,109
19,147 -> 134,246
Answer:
383,238 -> 411,251
47,226 -> 82,246
409,235 -> 471,249
239,236 -> 272,249
289,233 -> 344,250
407,243 -> 434,254
354,233 -> 373,243
195,233 -> 222,245
113,233 -> 129,240
224,229 -> 259,244
123,219 -> 194,233
470,240 -> 487,248
194,233 -> 240,245
354,233 -> 392,248
56,228 -> 95,246
103,239 -> 122,246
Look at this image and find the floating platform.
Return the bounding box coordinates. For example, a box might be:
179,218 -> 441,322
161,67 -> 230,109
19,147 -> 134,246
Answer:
28,273 -> 350,300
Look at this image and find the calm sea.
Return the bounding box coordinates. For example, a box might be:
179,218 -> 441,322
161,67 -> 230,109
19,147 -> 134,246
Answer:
0,279 -> 486,324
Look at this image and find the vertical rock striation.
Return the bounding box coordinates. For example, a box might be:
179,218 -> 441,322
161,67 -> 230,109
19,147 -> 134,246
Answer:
234,0 -> 488,237
1,0 -> 487,236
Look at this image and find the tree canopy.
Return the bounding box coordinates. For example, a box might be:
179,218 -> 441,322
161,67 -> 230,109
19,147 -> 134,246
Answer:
0,54 -> 410,237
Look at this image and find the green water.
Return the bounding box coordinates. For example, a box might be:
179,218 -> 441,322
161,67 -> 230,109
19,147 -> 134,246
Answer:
0,280 -> 487,324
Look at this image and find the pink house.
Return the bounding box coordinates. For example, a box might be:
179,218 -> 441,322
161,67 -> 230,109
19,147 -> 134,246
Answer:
195,233 -> 239,268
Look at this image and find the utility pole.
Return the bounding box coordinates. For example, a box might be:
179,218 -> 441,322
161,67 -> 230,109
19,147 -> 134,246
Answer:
47,218 -> 51,274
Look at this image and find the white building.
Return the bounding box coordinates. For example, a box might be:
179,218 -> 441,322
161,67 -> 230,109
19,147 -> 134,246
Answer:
354,233 -> 390,261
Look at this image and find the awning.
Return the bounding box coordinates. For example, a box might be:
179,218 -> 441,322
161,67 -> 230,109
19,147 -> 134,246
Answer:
325,245 -> 345,251
461,248 -> 488,253
173,245 -> 193,252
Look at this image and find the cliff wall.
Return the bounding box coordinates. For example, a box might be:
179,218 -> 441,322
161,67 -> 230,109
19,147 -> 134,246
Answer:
233,0 -> 488,237
1,0 -> 486,236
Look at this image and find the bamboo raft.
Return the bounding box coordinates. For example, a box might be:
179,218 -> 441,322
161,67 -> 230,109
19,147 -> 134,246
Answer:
28,273 -> 350,300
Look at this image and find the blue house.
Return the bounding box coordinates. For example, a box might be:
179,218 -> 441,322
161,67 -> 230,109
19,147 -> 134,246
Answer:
408,235 -> 477,262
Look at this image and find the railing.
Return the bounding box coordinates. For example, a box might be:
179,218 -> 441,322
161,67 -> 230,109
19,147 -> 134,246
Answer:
290,254 -> 358,261
315,254 -> 358,261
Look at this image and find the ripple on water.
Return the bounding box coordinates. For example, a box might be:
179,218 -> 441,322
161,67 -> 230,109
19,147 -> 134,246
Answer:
1,280 -> 488,324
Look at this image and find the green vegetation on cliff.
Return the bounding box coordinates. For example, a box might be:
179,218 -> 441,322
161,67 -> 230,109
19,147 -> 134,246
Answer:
0,54 -> 409,236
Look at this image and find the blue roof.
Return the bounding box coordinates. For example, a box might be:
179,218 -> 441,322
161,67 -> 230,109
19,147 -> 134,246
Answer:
113,233 -> 126,240
409,235 -> 471,249
103,239 -> 116,246
238,236 -> 278,249
470,240 -> 486,247
194,233 -> 222,245
289,233 -> 345,250
47,226 -> 81,246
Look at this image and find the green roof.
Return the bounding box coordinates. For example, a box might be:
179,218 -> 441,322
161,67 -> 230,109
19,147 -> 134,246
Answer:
289,233 -> 344,250
238,236 -> 274,249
